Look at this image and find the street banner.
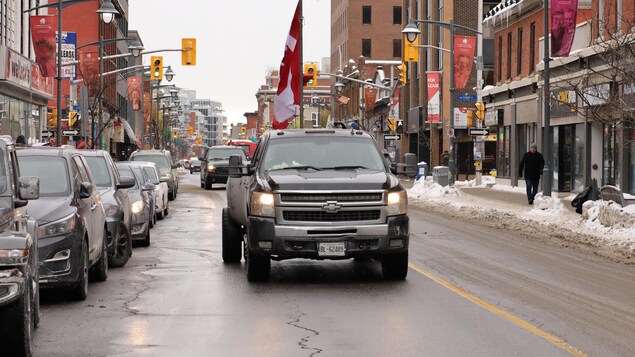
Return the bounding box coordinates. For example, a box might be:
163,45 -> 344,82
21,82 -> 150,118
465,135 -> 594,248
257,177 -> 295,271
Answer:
364,87 -> 377,112
453,107 -> 469,128
144,92 -> 152,133
127,76 -> 142,111
390,87 -> 400,120
426,72 -> 440,123
273,0 -> 301,129
551,0 -> 578,57
78,51 -> 99,96
58,32 -> 76,79
30,15 -> 57,77
453,36 -> 476,89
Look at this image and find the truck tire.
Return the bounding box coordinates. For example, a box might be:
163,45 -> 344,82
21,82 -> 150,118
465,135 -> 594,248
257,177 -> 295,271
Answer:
71,240 -> 89,300
245,247 -> 270,282
0,278 -> 33,356
109,223 -> 131,268
222,208 -> 242,263
204,178 -> 212,190
381,252 -> 408,280
90,230 -> 109,282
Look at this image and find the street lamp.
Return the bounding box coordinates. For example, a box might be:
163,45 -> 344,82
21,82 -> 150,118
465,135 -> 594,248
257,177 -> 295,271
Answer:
164,66 -> 175,82
25,0 -> 119,147
169,85 -> 179,98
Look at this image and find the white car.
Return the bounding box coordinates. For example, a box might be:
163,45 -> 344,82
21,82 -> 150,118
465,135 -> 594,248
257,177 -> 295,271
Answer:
136,162 -> 169,220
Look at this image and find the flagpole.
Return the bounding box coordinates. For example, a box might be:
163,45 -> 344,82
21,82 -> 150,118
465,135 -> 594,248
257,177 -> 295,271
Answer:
298,0 -> 304,128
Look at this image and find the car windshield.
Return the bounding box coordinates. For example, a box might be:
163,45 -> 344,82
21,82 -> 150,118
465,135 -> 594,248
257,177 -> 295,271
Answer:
84,156 -> 112,188
132,154 -> 170,170
206,148 -> 246,161
18,156 -> 70,197
262,137 -> 385,172
117,166 -> 138,189
143,166 -> 158,180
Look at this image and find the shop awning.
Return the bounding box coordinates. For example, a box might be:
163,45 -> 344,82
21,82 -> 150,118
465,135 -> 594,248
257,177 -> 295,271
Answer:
119,117 -> 139,147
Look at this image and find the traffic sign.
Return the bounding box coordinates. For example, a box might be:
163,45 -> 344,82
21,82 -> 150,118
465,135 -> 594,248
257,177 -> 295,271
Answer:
63,130 -> 79,136
384,135 -> 401,140
41,130 -> 54,138
468,128 -> 489,136
457,94 -> 477,102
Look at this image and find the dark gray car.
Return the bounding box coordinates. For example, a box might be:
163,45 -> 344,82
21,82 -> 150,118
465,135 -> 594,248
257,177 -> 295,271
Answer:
200,146 -> 246,190
83,150 -> 135,268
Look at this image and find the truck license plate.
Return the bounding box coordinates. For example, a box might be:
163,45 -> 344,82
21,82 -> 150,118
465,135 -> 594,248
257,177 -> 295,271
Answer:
318,242 -> 346,256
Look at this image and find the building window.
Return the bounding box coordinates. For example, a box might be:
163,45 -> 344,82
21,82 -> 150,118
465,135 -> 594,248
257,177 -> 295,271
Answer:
362,6 -> 371,24
362,39 -> 371,57
506,32 -> 512,79
517,28 -> 523,76
498,36 -> 502,82
530,22 -> 536,71
393,6 -> 402,25
393,39 -> 401,58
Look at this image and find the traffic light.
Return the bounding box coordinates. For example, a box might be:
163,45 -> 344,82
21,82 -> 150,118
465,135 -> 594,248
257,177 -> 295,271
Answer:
188,126 -> 194,136
475,102 -> 485,121
182,38 -> 196,66
47,109 -> 57,127
397,63 -> 407,85
387,117 -> 396,132
304,63 -> 318,87
150,56 -> 163,80
241,127 -> 247,135
396,120 -> 403,134
403,33 -> 419,63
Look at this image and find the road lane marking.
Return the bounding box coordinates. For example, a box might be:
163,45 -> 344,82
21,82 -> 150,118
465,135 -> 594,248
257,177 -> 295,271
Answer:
408,263 -> 587,357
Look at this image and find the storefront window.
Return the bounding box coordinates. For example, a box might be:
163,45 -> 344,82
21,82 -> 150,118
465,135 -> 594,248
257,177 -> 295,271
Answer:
573,124 -> 585,192
497,126 -> 510,177
603,124 -> 621,186
0,94 -> 43,144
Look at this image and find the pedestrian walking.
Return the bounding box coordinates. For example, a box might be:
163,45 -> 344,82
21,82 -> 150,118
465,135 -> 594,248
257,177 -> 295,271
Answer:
519,143 -> 544,204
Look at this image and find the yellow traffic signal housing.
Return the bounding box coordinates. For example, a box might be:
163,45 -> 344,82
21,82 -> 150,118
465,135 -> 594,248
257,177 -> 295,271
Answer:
47,109 -> 58,127
304,63 -> 318,87
387,117 -> 396,132
241,126 -> 247,135
475,102 -> 485,121
150,56 -> 163,80
397,63 -> 407,85
182,38 -> 196,66
403,34 -> 419,63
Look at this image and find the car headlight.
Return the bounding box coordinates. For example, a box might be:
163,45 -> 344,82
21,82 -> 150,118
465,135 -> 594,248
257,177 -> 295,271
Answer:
131,201 -> 144,215
207,164 -> 216,172
104,204 -> 121,218
386,190 -> 407,216
250,191 -> 275,217
37,213 -> 76,238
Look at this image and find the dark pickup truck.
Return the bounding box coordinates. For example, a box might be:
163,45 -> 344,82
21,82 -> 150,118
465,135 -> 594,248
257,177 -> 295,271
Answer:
222,129 -> 409,281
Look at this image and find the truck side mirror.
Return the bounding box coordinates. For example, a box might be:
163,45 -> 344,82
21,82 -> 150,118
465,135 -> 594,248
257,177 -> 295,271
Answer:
229,155 -> 243,178
18,176 -> 39,200
79,182 -> 94,199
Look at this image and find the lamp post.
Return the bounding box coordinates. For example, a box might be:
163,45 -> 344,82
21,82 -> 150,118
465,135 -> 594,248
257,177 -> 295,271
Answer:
403,19 -> 481,185
25,0 -> 119,147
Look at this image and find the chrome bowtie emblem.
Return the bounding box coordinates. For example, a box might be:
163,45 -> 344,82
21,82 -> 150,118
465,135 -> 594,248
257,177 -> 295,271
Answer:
322,201 -> 341,213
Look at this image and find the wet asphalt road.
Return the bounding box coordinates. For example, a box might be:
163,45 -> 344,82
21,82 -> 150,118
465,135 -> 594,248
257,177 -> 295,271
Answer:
32,170 -> 635,357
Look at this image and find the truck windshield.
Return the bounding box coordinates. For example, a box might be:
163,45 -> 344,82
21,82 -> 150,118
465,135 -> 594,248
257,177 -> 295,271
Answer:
132,155 -> 169,170
18,157 -> 71,197
206,148 -> 246,161
263,137 -> 385,172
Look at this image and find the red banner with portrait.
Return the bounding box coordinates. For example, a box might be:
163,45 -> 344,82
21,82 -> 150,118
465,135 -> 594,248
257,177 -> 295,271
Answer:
30,15 -> 57,78
453,36 -> 476,89
127,76 -> 142,111
551,0 -> 578,57
78,51 -> 99,96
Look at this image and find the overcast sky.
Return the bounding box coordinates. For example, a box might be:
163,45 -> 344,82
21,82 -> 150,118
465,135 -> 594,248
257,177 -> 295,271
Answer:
128,0 -> 330,125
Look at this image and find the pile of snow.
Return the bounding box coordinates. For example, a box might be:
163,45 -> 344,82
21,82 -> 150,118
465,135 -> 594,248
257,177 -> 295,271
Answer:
406,178 -> 635,263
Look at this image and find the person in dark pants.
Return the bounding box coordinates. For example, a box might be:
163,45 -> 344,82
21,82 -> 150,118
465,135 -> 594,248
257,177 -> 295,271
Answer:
519,143 -> 545,204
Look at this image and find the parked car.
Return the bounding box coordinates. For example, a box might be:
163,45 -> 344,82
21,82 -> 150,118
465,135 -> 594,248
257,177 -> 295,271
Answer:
129,149 -> 179,200
0,136 -> 40,356
189,157 -> 201,174
183,158 -> 190,169
200,146 -> 247,190
116,163 -> 156,247
82,150 -> 135,268
17,146 -> 109,301
136,161 -> 169,220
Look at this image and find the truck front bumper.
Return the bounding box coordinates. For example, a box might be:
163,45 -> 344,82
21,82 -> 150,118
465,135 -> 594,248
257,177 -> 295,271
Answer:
246,215 -> 409,260
0,269 -> 25,306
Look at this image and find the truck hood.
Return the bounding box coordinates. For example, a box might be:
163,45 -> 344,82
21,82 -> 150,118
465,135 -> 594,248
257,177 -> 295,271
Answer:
263,169 -> 399,191
22,197 -> 75,225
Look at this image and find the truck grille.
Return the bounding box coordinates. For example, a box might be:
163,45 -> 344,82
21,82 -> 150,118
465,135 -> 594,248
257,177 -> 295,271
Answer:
283,210 -> 381,222
280,193 -> 382,203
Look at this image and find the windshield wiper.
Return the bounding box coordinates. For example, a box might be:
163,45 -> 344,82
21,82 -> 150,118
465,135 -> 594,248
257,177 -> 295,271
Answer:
322,165 -> 370,170
268,165 -> 322,171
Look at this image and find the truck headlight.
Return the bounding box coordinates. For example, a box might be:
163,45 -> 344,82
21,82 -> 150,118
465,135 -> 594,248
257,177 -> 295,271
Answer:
104,204 -> 121,218
207,164 -> 216,172
387,190 -> 407,216
37,213 -> 76,238
250,191 -> 275,217
131,201 -> 144,214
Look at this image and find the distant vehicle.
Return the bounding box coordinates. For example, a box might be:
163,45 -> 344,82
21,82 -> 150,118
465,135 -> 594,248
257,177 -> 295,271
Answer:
227,139 -> 257,159
189,157 -> 201,174
0,136 -> 40,356
116,162 -> 156,247
135,161 -> 169,220
17,146 -> 109,301
200,146 -> 247,190
83,150 -> 135,268
129,149 -> 179,200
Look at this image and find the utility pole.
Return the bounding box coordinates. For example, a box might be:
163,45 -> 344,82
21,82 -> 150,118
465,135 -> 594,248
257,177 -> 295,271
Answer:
475,1 -> 484,186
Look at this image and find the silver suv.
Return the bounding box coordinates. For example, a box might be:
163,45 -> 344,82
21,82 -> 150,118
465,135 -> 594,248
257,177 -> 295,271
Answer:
129,150 -> 179,200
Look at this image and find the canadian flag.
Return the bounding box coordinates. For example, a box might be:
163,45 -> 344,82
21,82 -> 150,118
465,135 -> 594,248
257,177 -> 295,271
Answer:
273,1 -> 301,129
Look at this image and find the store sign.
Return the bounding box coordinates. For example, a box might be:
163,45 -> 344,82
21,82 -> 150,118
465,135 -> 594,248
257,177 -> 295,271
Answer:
484,110 -> 498,126
6,49 -> 32,89
550,88 -> 577,118
31,63 -> 54,97
453,107 -> 469,128
582,83 -> 610,107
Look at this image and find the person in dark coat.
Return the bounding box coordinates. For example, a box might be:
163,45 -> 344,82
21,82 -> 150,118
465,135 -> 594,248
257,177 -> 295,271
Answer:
519,143 -> 545,204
